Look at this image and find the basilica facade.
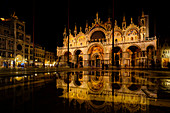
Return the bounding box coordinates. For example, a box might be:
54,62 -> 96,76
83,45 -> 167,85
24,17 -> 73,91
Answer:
57,12 -> 157,67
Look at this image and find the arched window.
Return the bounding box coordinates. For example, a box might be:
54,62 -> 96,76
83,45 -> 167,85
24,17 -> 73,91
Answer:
90,31 -> 105,42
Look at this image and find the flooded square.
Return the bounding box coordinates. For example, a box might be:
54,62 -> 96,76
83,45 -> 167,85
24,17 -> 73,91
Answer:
0,69 -> 170,113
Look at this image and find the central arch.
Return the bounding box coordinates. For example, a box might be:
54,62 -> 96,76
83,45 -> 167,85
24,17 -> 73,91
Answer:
88,44 -> 104,67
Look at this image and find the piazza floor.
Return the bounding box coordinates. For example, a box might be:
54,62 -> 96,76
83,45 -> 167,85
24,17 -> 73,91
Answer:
0,67 -> 170,113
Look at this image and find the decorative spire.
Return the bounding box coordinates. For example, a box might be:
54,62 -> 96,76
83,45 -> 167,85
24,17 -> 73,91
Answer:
131,17 -> 133,24
11,11 -> 18,19
95,12 -> 99,23
142,10 -> 145,18
85,20 -> 89,33
86,20 -> 88,28
96,12 -> 99,21
63,26 -> 67,37
123,15 -> 126,22
80,26 -> 82,32
69,29 -> 71,35
108,17 -> 111,23
122,15 -> 126,29
115,20 -> 117,26
74,23 -> 77,36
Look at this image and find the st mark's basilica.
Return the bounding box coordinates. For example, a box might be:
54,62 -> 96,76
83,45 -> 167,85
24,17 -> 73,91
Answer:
57,11 -> 157,67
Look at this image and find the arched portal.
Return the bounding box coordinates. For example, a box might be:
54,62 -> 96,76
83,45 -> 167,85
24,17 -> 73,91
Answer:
74,50 -> 83,67
146,45 -> 155,67
64,51 -> 72,63
88,44 -> 104,67
125,46 -> 141,66
110,47 -> 122,66
15,55 -> 23,66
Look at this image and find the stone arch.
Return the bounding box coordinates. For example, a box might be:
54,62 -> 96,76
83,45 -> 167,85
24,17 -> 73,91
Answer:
90,31 -> 105,40
125,44 -> 141,52
88,28 -> 106,41
146,45 -> 156,67
15,55 -> 23,66
87,42 -> 105,54
110,46 -> 122,65
74,49 -> 83,67
125,26 -> 140,42
73,49 -> 83,55
87,43 -> 104,67
114,30 -> 123,43
63,51 -> 72,63
125,25 -> 139,36
146,44 -> 155,51
125,45 -> 142,66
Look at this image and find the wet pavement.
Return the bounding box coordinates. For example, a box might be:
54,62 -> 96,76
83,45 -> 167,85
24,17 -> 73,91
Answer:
0,69 -> 170,113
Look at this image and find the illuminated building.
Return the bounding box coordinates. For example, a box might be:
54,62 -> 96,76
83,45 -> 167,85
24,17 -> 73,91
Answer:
56,70 -> 158,112
45,51 -> 56,67
57,11 -> 157,67
34,44 -> 45,67
0,13 -> 33,67
161,42 -> 170,68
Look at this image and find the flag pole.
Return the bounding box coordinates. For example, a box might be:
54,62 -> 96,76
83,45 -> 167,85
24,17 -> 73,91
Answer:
67,0 -> 70,67
112,0 -> 115,68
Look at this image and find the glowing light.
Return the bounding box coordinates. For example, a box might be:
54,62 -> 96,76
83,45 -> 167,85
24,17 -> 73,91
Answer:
0,18 -> 5,21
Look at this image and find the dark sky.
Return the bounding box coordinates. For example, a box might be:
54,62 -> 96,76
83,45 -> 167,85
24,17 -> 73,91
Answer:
0,0 -> 170,52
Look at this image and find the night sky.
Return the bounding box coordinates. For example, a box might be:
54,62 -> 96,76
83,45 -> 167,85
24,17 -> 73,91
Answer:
0,0 -> 170,52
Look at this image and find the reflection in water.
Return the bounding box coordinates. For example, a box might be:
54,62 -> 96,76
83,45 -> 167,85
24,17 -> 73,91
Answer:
0,70 -> 170,113
0,72 -> 57,113
56,70 -> 170,113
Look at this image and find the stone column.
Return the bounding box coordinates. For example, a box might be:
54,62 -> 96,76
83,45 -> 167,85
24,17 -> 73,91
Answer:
83,54 -> 90,67
104,53 -> 110,64
121,52 -> 128,67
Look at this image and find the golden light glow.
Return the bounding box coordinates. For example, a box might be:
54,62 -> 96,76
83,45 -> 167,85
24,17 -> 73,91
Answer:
0,18 -> 5,21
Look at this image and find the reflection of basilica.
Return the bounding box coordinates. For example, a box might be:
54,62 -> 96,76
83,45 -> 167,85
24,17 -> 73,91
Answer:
56,70 -> 158,113
57,11 -> 157,67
